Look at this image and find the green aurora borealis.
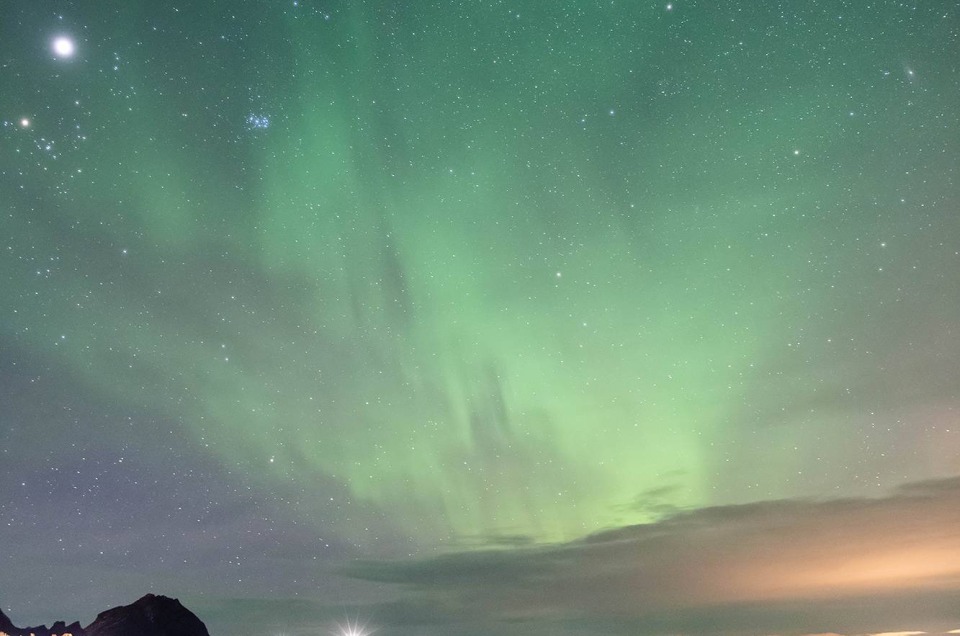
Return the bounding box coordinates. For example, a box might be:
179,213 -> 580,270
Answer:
3,1 -> 960,633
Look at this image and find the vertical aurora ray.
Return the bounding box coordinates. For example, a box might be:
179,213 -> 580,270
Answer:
2,0 -> 959,557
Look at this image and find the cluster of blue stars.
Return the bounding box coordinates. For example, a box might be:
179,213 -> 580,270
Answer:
246,113 -> 271,130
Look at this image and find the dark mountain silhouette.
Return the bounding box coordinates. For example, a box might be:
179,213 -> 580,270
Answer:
0,595 -> 208,636
0,608 -> 18,635
0,608 -> 80,636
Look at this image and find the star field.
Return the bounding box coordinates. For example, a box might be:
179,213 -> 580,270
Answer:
2,2 -> 960,635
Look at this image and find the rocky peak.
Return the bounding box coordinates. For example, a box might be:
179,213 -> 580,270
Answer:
85,594 -> 209,636
0,595 -> 208,636
0,608 -> 18,635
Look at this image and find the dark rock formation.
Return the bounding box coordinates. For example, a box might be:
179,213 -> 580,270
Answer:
0,609 -> 77,636
85,595 -> 208,636
0,608 -> 18,635
0,595 -> 208,636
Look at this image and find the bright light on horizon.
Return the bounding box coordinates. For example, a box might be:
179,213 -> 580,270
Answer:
331,618 -> 373,636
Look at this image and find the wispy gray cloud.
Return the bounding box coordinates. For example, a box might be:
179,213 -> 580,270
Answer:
334,476 -> 960,635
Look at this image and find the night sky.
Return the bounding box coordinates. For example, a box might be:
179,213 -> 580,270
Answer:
2,1 -> 960,635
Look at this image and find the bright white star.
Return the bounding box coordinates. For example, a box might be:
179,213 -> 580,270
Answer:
52,36 -> 76,58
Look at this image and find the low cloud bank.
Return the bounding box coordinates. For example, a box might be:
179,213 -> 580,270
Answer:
339,477 -> 960,635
